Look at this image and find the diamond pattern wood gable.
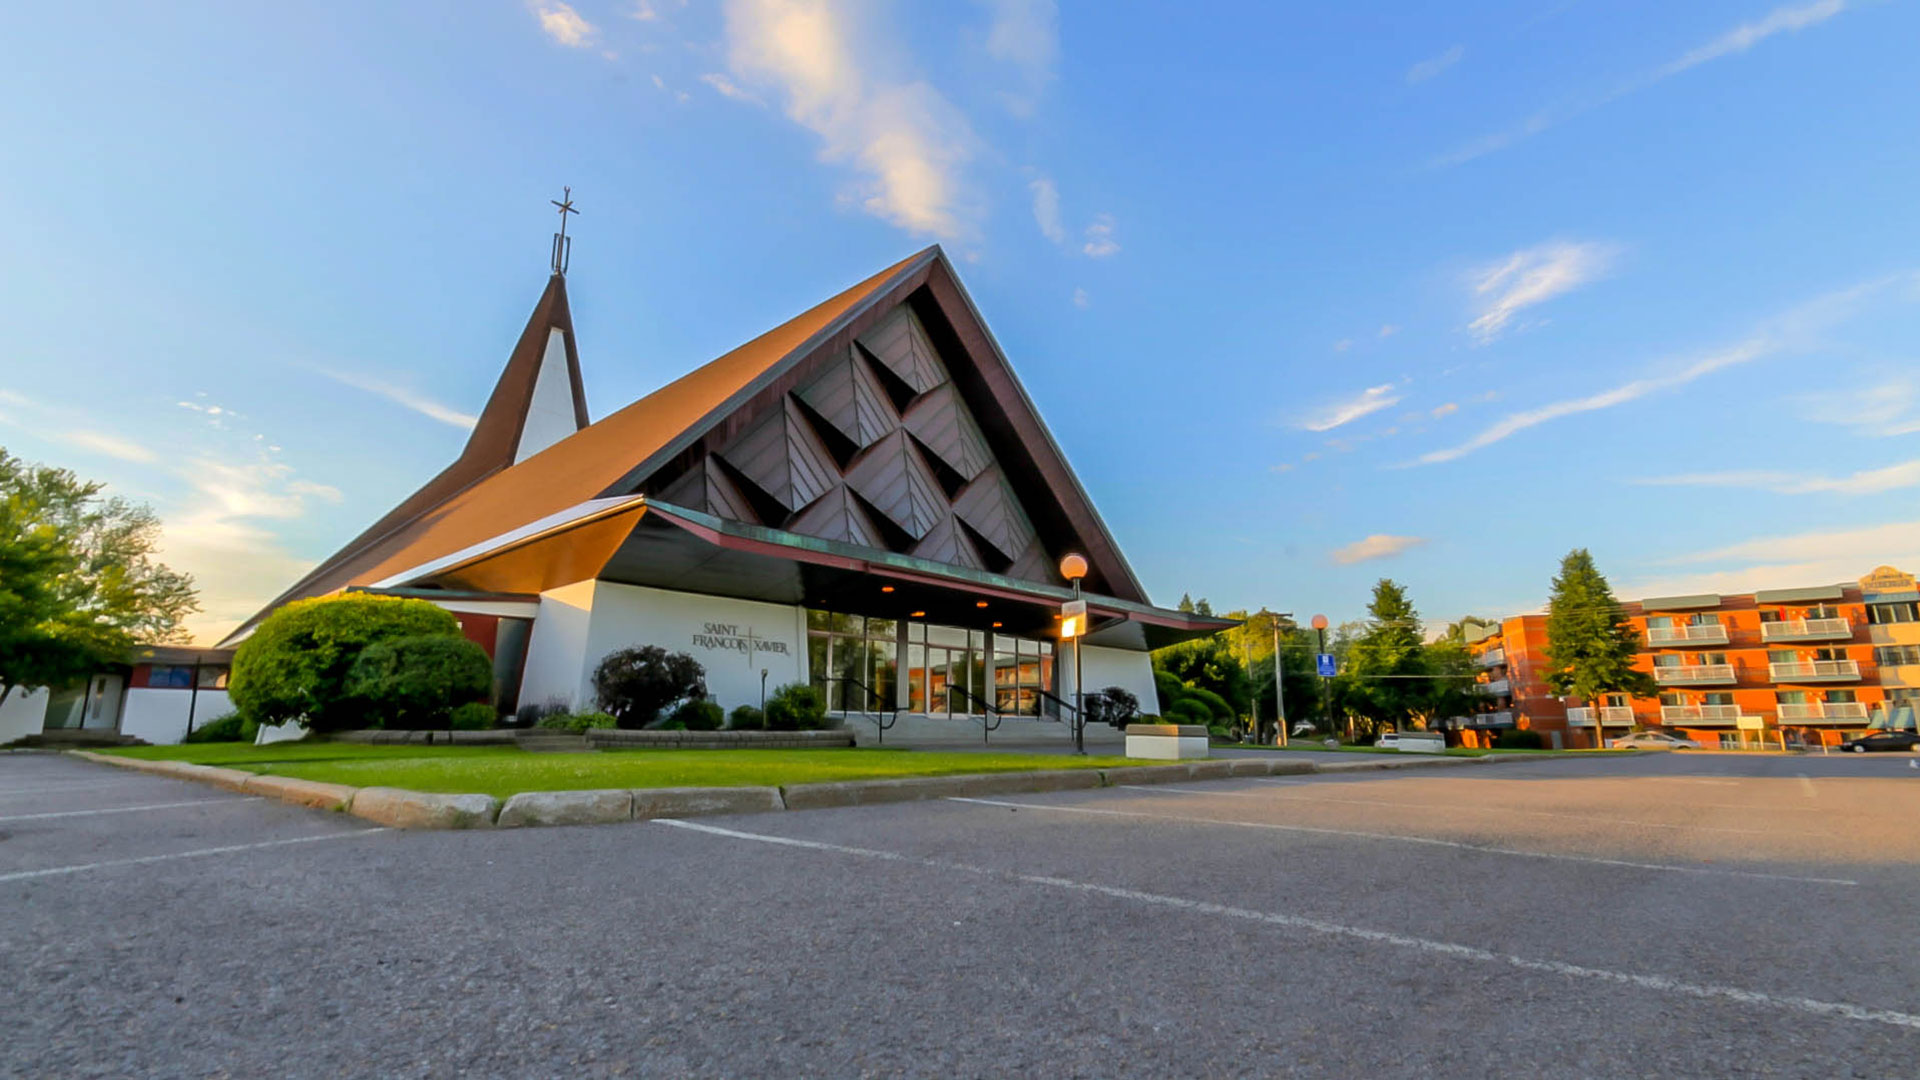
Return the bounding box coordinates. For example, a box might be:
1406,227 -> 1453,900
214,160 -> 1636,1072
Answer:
648,302 -> 1063,589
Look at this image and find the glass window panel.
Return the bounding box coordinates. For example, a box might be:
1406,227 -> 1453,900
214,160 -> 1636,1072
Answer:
1827,690 -> 1857,703
808,634 -> 831,708
870,638 -> 897,710
907,644 -> 926,713
1702,692 -> 1734,705
1775,691 -> 1808,704
1768,650 -> 1797,664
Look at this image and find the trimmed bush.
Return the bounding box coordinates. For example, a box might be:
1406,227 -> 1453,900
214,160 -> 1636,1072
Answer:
230,595 -> 464,733
539,711 -> 616,733
183,712 -> 249,743
729,705 -> 765,730
1181,686 -> 1235,723
671,698 -> 724,731
1152,669 -> 1183,712
450,702 -> 497,730
346,634 -> 493,731
1087,685 -> 1140,728
1493,729 -> 1546,750
591,646 -> 707,729
764,683 -> 827,731
1165,698 -> 1213,726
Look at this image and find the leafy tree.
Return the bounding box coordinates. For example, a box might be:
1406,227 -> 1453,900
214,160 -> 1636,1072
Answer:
1152,635 -> 1250,717
592,645 -> 707,728
1341,579 -> 1429,732
230,594 -> 462,732
0,450 -> 197,706
1412,636 -> 1482,730
1543,549 -> 1657,745
346,634 -> 493,730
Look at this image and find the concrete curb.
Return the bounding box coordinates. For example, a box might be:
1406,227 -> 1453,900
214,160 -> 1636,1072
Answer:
62,746 -> 1586,831
349,788 -> 499,830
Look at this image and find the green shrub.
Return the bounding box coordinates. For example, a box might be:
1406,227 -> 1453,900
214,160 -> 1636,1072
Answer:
729,705 -> 765,730
591,646 -> 707,728
1181,686 -> 1235,723
231,595 -> 464,733
541,711 -> 616,733
764,683 -> 827,731
1152,669 -> 1183,711
450,702 -> 497,730
671,698 -> 724,731
1165,698 -> 1213,726
1208,724 -> 1235,740
184,712 -> 249,743
537,711 -> 577,730
1493,729 -> 1546,750
346,634 -> 493,730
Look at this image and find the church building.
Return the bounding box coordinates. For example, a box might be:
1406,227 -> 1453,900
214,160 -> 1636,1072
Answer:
222,241 -> 1231,746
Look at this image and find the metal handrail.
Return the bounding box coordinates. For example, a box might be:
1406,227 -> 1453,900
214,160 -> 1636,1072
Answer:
1032,687 -> 1079,723
947,684 -> 1004,742
831,675 -> 899,744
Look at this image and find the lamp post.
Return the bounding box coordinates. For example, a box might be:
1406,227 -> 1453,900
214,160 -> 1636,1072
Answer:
1060,553 -> 1089,754
1312,613 -> 1331,741
1273,612 -> 1293,747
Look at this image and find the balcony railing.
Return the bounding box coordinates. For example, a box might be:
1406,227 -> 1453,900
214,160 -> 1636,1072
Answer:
1652,663 -> 1737,686
1661,704 -> 1743,725
1760,618 -> 1852,643
1566,706 -> 1634,726
1776,702 -> 1870,723
1479,678 -> 1511,696
1646,624 -> 1730,647
1469,710 -> 1515,727
1476,648 -> 1505,668
1768,659 -> 1860,682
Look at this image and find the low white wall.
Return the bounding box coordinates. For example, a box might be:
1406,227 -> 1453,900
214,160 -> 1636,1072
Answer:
579,582 -> 807,714
1066,644 -> 1158,718
119,688 -> 235,746
0,687 -> 49,743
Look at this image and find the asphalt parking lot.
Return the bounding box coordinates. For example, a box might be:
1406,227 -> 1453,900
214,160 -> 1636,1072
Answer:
4,749 -> 1918,1078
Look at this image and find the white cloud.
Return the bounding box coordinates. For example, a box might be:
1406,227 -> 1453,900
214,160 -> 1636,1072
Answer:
1029,176 -> 1065,244
1082,214 -> 1119,257
1333,339 -> 1353,353
1406,45 -> 1464,84
1434,0 -> 1849,167
1300,383 -> 1401,432
1621,517 -> 1920,601
1332,534 -> 1430,565
1658,0 -> 1846,78
982,0 -> 1058,115
1430,402 -> 1458,418
1805,377 -> 1920,437
722,0 -> 982,241
1378,324 -> 1400,338
529,1 -> 596,47
1468,240 -> 1618,342
1417,273 -> 1913,465
1636,459 -> 1920,497
0,389 -> 158,464
63,430 -> 157,464
1071,287 -> 1090,309
700,72 -> 762,104
314,368 -> 478,431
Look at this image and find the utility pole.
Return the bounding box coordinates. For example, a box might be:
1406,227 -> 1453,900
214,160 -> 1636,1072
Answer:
1273,612 -> 1292,747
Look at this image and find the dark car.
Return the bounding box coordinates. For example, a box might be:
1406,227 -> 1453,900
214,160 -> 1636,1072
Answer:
1836,730 -> 1920,753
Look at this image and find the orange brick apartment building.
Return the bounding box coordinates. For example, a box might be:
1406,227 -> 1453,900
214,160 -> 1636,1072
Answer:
1460,566 -> 1920,749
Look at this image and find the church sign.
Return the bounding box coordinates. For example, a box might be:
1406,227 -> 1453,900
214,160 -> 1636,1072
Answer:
690,623 -> 791,667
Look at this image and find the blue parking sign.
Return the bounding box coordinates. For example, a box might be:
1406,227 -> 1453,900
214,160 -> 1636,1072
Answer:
1316,653 -> 1337,677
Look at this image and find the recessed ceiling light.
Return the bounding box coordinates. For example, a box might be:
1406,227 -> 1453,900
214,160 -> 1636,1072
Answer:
911,611 -> 926,618
880,585 -> 894,593
976,601 -> 989,608
992,622 -> 1002,628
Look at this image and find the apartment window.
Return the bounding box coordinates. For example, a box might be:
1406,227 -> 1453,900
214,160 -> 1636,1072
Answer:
1775,691 -> 1808,705
1813,647 -> 1846,662
1702,692 -> 1734,706
1807,604 -> 1840,620
1768,649 -> 1798,666
1646,615 -> 1675,628
1658,692 -> 1687,707
1700,652 -> 1728,666
1874,645 -> 1920,667
1653,654 -> 1682,668
1868,602 -> 1919,624
1827,690 -> 1857,704
1604,693 -> 1629,708
1688,613 -> 1720,626
1758,610 -> 1782,623
1890,688 -> 1920,704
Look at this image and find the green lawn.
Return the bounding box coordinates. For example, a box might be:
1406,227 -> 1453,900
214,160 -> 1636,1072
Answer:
99,744 -> 1132,799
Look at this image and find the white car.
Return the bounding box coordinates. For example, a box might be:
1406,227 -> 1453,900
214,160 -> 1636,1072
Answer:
1608,730 -> 1702,750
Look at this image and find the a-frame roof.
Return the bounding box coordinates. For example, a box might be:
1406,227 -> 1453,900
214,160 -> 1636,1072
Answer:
222,246 -> 1152,645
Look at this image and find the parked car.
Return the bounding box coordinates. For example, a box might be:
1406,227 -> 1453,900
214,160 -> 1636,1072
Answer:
1374,733 -> 1402,749
1608,731 -> 1702,750
1836,730 -> 1920,753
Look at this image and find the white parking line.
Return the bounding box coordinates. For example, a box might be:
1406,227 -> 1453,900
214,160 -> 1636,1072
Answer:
947,797 -> 1858,886
656,818 -> 1916,1032
0,781 -> 166,799
1146,785 -> 1809,837
0,829 -> 390,883
0,798 -> 260,823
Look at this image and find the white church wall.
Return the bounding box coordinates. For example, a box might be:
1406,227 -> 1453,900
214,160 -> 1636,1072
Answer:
119,688 -> 235,745
580,582 -> 807,715
517,580 -> 598,714
0,686 -> 49,743
1067,644 -> 1159,719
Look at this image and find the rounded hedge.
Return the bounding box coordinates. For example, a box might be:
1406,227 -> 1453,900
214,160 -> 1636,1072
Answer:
346,634 -> 493,731
231,595 -> 465,733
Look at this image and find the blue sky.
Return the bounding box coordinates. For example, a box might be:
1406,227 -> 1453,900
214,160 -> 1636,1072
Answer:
4,0 -> 1919,642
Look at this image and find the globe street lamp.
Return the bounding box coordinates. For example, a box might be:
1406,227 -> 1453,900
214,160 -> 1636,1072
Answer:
1060,553 -> 1089,754
1311,613 -> 1331,740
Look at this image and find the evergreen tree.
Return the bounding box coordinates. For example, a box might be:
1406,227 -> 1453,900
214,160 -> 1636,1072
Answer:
1177,593 -> 1195,614
1543,549 -> 1657,745
1344,579 -> 1429,734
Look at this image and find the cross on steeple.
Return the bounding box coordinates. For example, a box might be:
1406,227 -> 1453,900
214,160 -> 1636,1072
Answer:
550,186 -> 579,275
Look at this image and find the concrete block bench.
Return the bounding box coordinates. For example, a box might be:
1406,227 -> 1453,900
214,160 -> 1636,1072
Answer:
1125,724 -> 1210,760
